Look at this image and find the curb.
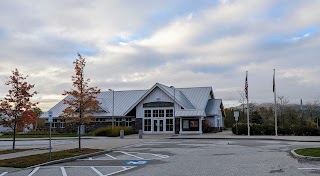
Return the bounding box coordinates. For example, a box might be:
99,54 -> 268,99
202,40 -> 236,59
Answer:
27,149 -> 112,168
169,137 -> 320,142
0,137 -> 96,141
290,149 -> 320,160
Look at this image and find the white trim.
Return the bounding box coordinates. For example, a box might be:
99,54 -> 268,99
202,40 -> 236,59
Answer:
124,83 -> 186,115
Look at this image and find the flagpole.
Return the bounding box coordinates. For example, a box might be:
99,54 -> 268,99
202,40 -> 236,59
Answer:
273,69 -> 278,136
246,71 -> 250,136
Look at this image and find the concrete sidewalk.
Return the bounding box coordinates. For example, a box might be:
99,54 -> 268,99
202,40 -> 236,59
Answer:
170,130 -> 320,142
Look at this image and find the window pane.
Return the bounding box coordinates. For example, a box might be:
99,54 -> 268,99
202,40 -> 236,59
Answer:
144,119 -> 151,131
153,110 -> 159,117
166,109 -> 173,117
159,110 -> 164,117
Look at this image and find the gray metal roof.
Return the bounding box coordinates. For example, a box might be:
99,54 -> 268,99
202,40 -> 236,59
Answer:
41,83 -> 221,118
205,99 -> 222,116
178,87 -> 212,109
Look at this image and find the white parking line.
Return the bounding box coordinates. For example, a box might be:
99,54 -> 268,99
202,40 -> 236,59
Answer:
23,166 -> 136,176
124,151 -> 169,159
151,153 -> 169,159
60,167 -> 67,176
117,151 -> 144,160
105,154 -> 117,159
105,167 -> 134,176
0,172 -> 8,176
28,167 -> 40,176
91,167 -> 104,176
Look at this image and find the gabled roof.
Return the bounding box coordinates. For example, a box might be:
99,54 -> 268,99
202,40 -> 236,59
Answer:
178,87 -> 213,109
41,83 -> 220,118
205,99 -> 223,116
124,83 -> 195,115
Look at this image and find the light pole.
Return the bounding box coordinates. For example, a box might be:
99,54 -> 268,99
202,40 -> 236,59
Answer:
109,89 -> 114,130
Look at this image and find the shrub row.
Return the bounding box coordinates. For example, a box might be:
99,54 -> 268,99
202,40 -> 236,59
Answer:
232,123 -> 320,136
93,126 -> 132,137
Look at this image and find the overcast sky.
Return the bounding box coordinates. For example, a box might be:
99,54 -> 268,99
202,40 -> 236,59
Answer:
0,0 -> 320,111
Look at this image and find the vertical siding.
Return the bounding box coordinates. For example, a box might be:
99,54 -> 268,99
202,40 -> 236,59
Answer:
136,87 -> 182,118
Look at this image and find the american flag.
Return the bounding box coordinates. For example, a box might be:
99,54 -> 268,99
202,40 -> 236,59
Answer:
245,71 -> 248,99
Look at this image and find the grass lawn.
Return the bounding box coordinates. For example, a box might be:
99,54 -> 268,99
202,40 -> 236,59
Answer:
0,148 -> 102,168
295,148 -> 320,157
0,149 -> 33,155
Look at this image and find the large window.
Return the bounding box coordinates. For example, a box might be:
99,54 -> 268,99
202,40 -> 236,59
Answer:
159,110 -> 164,117
125,118 -> 132,127
182,119 -> 199,131
144,110 -> 151,117
166,119 -> 173,131
166,109 -> 173,117
115,118 -> 122,126
153,110 -> 159,117
144,119 -> 151,131
51,119 -> 58,128
60,119 -> 66,128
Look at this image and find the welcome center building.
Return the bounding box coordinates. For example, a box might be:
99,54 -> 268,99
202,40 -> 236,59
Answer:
42,83 -> 225,135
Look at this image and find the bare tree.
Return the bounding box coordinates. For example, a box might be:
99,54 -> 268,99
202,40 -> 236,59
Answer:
277,96 -> 289,126
305,99 -> 320,127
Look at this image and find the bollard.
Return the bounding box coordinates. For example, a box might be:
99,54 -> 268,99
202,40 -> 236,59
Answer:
120,130 -> 124,139
139,129 -> 143,139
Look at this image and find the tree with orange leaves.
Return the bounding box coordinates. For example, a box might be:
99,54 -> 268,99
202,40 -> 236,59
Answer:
0,69 -> 38,151
61,53 -> 101,150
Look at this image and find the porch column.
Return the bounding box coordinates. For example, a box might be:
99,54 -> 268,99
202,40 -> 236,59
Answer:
179,117 -> 182,134
199,117 -> 203,134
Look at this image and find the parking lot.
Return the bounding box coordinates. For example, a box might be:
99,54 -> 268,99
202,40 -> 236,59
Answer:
2,139 -> 320,176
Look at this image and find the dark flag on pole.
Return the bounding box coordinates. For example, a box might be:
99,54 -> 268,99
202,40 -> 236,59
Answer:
245,71 -> 248,99
273,70 -> 275,92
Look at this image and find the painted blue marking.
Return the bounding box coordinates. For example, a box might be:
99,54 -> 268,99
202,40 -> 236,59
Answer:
123,160 -> 149,165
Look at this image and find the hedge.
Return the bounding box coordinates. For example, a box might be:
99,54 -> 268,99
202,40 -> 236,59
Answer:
232,123 -> 320,136
93,126 -> 132,137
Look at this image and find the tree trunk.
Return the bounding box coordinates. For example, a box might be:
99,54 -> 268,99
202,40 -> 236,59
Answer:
78,125 -> 81,150
13,121 -> 17,151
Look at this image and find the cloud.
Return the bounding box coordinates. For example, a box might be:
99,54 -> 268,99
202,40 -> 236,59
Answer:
0,0 -> 319,110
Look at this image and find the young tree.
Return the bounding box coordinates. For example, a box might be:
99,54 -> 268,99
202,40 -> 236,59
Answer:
0,69 -> 38,151
305,99 -> 320,127
61,53 -> 101,150
277,96 -> 290,125
32,107 -> 43,131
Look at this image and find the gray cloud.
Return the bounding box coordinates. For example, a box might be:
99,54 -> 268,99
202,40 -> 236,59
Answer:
0,0 -> 319,110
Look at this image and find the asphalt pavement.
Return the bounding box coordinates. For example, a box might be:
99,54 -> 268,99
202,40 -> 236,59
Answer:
2,131 -> 320,175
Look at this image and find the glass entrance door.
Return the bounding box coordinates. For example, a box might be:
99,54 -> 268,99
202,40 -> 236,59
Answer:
153,119 -> 164,132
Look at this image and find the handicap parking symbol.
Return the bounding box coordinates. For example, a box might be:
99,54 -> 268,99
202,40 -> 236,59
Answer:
123,160 -> 149,165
